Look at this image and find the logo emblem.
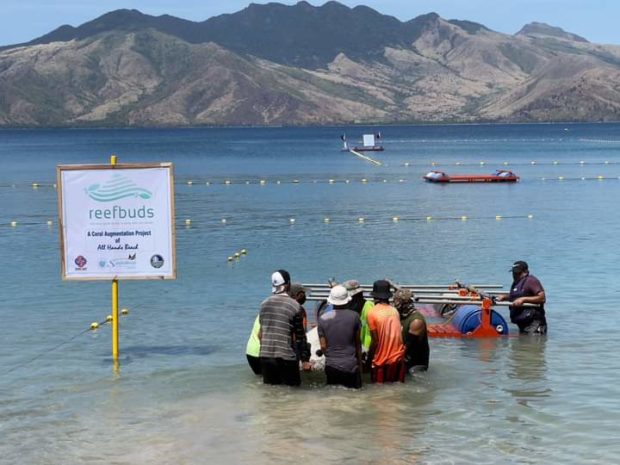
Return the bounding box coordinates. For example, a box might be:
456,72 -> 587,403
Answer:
86,174 -> 152,202
150,254 -> 164,269
74,255 -> 87,269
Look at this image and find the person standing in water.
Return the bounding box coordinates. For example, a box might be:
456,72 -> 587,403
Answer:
393,288 -> 429,373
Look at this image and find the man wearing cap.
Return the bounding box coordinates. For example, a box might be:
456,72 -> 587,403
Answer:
367,280 -> 406,383
343,279 -> 374,352
259,270 -> 311,386
393,288 -> 429,373
317,285 -> 363,389
498,261 -> 547,334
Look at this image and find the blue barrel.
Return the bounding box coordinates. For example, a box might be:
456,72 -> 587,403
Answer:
450,305 -> 509,335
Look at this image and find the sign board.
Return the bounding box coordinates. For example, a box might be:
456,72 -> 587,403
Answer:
57,163 -> 176,280
362,134 -> 375,147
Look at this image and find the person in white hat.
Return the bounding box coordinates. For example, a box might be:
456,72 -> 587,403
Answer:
258,270 -> 311,386
317,285 -> 363,389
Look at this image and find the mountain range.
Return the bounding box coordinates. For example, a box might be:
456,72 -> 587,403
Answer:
1,1 -> 620,127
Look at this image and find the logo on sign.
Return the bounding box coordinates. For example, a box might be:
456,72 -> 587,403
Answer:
74,255 -> 88,270
86,174 -> 152,202
150,254 -> 164,269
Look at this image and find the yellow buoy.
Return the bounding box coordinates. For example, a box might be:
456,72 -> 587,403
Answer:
206,181 -> 211,186
47,220 -> 53,226
324,217 -> 330,223
187,180 -> 193,185
404,162 -> 410,167
558,176 -> 564,181
605,161 -> 609,165
10,221 -> 17,227
53,183 -> 57,189
185,219 -> 191,226
345,179 -> 350,184
289,218 -> 296,224
528,214 -> 534,219
121,308 -> 129,315
32,183 -> 39,188
553,161 -> 559,165
392,216 -> 400,222
227,256 -> 234,262
580,160 -> 585,164
90,322 -> 99,330
480,161 -> 485,165
260,179 -> 266,185
234,252 -> 240,258
225,180 -> 231,185
329,179 -> 335,184
495,215 -> 502,221
431,162 -> 436,166
503,162 -> 509,166
598,175 -> 604,180
221,218 -> 227,224
361,178 -> 368,183
358,217 -> 365,223
399,179 -> 405,183
276,180 -> 281,185
292,179 -> 300,184
106,315 -> 113,322
426,216 -> 432,221
245,181 -> 250,185
531,161 -> 536,165
456,162 -> 461,166
383,179 -> 387,183
461,216 -> 468,221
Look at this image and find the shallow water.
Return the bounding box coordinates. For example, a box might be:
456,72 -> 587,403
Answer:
1,123 -> 620,464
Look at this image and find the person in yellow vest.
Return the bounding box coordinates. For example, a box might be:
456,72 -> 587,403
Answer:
245,314 -> 261,375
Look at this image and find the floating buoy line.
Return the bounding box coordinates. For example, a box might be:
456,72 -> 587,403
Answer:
3,214 -> 536,229
403,160 -> 620,167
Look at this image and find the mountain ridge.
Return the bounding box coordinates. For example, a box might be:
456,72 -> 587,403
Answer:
1,1 -> 619,127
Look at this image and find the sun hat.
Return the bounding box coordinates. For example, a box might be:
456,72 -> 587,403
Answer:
371,280 -> 393,300
327,285 -> 352,306
272,269 -> 291,293
393,288 -> 413,303
510,261 -> 529,273
343,279 -> 364,297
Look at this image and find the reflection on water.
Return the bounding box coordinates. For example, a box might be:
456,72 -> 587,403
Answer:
506,337 -> 551,406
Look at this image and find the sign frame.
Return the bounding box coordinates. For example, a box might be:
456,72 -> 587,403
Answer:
57,162 -> 177,281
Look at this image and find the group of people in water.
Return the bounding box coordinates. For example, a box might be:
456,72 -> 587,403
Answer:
246,260 -> 546,388
245,270 -> 429,388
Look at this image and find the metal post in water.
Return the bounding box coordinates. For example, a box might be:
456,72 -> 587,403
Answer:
110,154 -> 120,368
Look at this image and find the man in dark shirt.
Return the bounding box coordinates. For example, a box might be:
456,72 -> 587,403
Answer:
258,270 -> 311,386
498,260 -> 547,334
393,288 -> 429,373
318,285 -> 363,389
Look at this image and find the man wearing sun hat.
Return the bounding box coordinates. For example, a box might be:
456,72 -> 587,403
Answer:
366,280 -> 406,383
498,261 -> 547,334
317,285 -> 363,389
258,270 -> 311,386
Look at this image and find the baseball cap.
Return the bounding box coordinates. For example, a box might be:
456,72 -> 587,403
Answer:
327,285 -> 351,306
343,279 -> 364,297
510,261 -> 529,273
271,269 -> 291,293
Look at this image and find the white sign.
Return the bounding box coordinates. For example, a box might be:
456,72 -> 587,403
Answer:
362,134 -> 375,147
57,163 -> 176,280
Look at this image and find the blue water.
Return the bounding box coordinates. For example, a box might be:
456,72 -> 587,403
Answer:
1,123 -> 620,464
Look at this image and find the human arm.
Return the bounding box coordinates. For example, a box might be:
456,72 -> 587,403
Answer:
512,290 -> 545,307
408,318 -> 426,337
355,329 -> 363,374
293,309 -> 312,370
367,330 -> 379,370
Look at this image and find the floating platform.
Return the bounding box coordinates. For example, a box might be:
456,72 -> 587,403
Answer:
423,170 -> 520,183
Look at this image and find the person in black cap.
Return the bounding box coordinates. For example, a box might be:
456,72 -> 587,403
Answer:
258,270 -> 311,386
497,261 -> 547,334
366,280 -> 406,383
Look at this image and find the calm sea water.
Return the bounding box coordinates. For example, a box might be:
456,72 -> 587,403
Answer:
1,123 -> 620,464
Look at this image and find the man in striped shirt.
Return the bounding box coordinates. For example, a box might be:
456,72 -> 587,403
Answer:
258,269 -> 311,386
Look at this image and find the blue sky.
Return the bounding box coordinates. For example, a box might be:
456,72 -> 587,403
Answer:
1,0 -> 618,46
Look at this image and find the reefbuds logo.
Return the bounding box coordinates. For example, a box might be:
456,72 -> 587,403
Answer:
86,174 -> 152,202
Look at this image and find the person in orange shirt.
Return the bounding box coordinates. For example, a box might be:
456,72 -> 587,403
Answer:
366,280 -> 406,383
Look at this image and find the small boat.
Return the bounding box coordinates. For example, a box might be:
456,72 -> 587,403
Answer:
423,170 -> 520,183
341,133 -> 384,152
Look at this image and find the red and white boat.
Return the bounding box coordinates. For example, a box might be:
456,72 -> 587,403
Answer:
423,170 -> 520,183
